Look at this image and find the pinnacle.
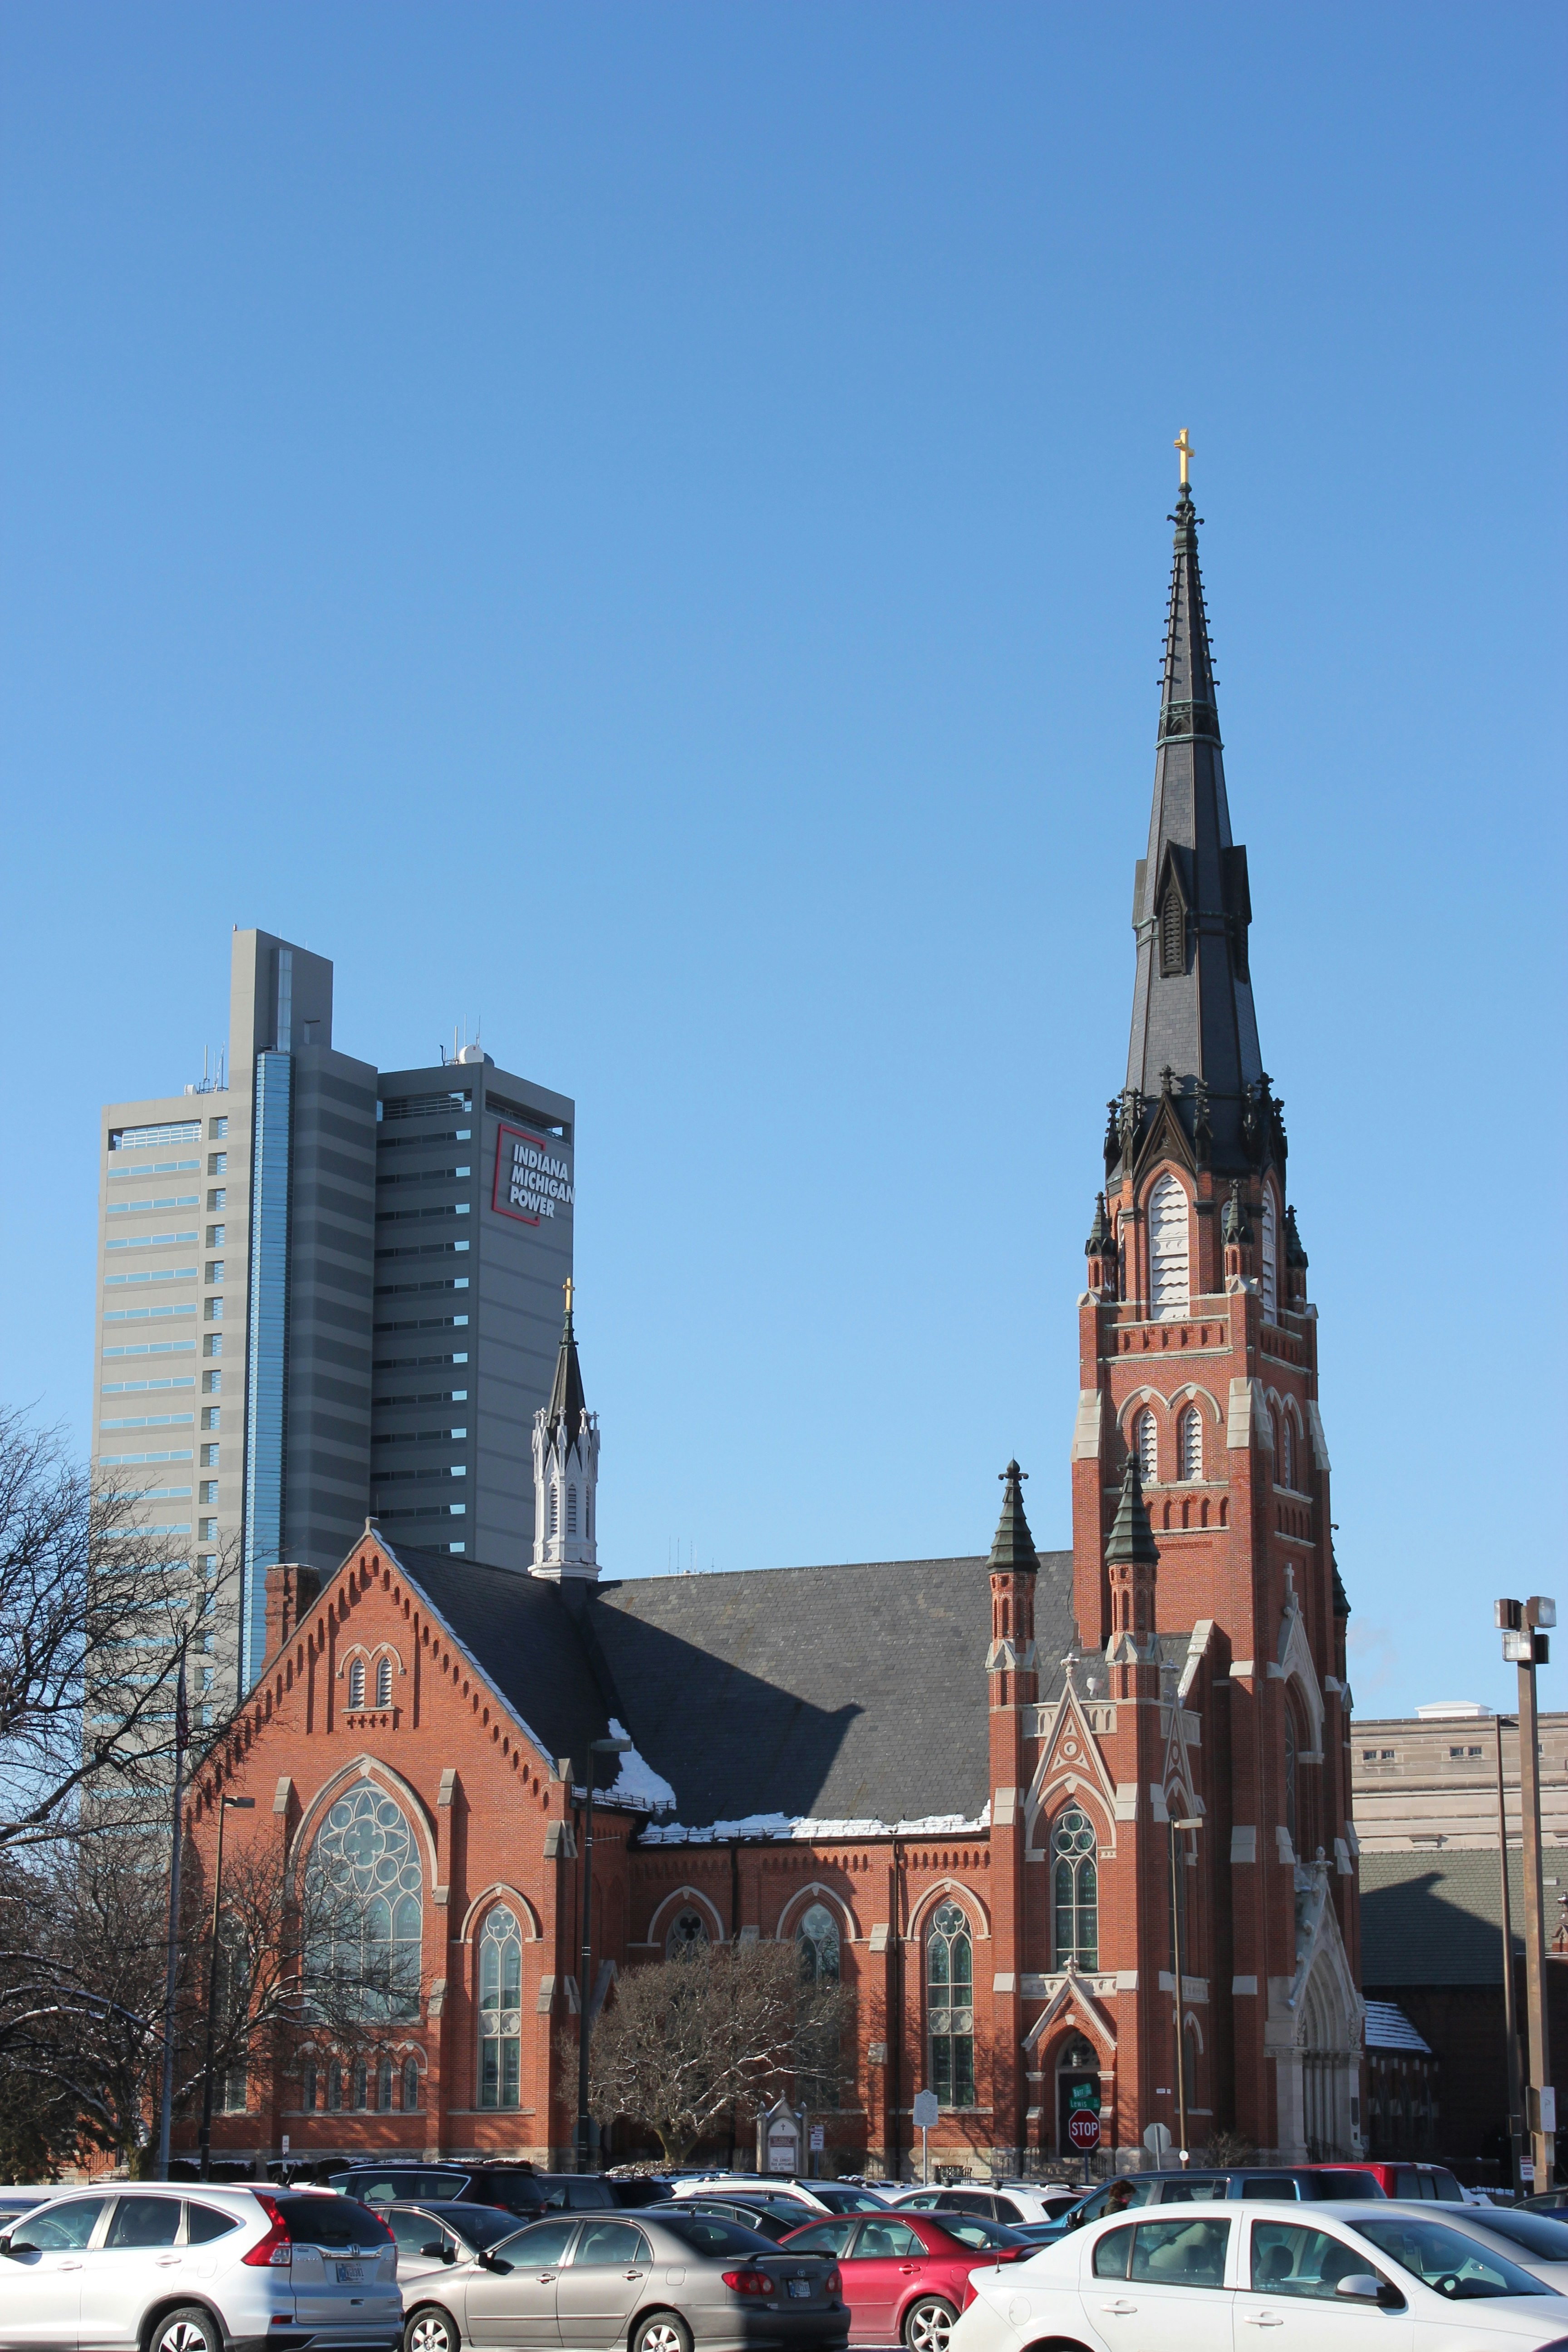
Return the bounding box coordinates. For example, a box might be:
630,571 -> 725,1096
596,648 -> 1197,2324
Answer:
1105,1450 -> 1159,1569
988,1459 -> 1039,1576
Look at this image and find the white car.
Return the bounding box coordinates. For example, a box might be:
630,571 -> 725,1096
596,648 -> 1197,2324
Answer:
0,2181 -> 403,2352
1372,2201 -> 1568,2295
894,2185 -> 1079,2227
950,2195 -> 1568,2350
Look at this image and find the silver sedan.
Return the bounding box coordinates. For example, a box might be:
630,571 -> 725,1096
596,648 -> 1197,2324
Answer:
400,2206 -> 850,2352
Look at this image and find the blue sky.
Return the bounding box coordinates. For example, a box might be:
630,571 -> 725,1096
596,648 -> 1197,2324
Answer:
1,4 -> 1562,1718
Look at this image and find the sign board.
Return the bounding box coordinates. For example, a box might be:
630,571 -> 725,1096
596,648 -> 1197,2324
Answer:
493,1123 -> 575,1227
1067,2109 -> 1101,2152
1143,2122 -> 1173,2156
912,2090 -> 940,2130
809,2126 -> 825,2152
1522,2163 -> 1536,2183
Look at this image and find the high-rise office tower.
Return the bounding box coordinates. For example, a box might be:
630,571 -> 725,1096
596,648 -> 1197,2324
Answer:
94,930 -> 574,1698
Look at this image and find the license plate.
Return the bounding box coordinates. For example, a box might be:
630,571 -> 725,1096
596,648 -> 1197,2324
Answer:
335,2263 -> 364,2283
786,2281 -> 811,2299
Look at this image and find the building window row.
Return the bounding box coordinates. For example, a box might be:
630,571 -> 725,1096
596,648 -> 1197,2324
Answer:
1131,1402 -> 1206,1484
303,2052 -> 420,2113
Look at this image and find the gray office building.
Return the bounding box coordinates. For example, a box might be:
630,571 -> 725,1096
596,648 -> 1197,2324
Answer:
93,930 -> 574,1698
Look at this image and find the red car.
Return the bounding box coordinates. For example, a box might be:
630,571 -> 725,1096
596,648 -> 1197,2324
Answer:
779,2210 -> 1026,2352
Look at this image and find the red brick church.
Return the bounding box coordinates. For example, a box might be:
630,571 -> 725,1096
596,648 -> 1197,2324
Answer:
185,468 -> 1362,2177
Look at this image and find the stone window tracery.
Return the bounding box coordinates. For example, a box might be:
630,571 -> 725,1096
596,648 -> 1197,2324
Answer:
666,1906 -> 711,1959
1051,1808 -> 1099,1972
478,1905 -> 523,2109
926,1900 -> 975,2109
308,1778 -> 423,2020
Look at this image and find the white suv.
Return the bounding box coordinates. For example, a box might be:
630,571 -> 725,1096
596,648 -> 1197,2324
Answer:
0,2183 -> 403,2352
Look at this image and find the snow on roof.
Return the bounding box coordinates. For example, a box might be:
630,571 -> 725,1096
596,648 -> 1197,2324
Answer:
1415,1702 -> 1493,1720
1365,1998 -> 1432,2054
640,1805 -> 992,1846
606,1718 -> 677,1812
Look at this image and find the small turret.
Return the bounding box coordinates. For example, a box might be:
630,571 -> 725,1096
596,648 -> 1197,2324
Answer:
530,1282 -> 600,1581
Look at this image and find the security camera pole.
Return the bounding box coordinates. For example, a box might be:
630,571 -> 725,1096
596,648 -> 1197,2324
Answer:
577,1731 -> 631,2170
1494,1715 -> 1525,2194
1496,1596 -> 1556,2190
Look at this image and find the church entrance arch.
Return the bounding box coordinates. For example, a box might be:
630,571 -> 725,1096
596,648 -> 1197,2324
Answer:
1054,2032 -> 1101,2156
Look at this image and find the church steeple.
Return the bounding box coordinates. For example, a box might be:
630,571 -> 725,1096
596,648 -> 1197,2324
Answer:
1120,441 -> 1266,1178
530,1283 -> 600,1581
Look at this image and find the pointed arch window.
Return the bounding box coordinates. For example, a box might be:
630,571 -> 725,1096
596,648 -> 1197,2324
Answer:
377,2055 -> 394,2111
926,1901 -> 975,2108
1133,1409 -> 1158,1484
666,1907 -> 711,1959
1279,1413 -> 1294,1492
402,2053 -> 421,2111
351,2056 -> 368,2110
347,1658 -> 365,1711
1149,1173 -> 1190,1321
1159,881 -> 1186,977
375,1657 -> 393,1709
1284,1710 -> 1300,1855
1051,1808 -> 1099,1972
326,2060 -> 342,2112
796,1903 -> 842,2110
1178,1404 -> 1203,1482
478,1905 -> 523,2109
1261,1188 -> 1279,1322
300,2055 -> 318,2112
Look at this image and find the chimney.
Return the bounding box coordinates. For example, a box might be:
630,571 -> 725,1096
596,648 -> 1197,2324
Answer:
264,1561 -> 321,1668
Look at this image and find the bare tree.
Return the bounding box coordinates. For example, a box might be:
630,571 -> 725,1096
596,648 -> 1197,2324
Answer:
584,1942 -> 854,2165
0,1408 -> 239,1853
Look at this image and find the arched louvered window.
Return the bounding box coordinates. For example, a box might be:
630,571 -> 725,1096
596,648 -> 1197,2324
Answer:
1279,1412 -> 1294,1492
478,1905 -> 523,2110
1051,1808 -> 1099,1971
1160,882 -> 1186,977
566,1485 -> 578,1535
927,1902 -> 975,2107
375,1657 -> 393,1709
1261,1187 -> 1279,1322
548,1485 -> 559,1537
347,1659 -> 365,1711
1179,1404 -> 1203,1482
1149,1172 -> 1190,1320
1134,1408 -> 1158,1484
402,2053 -> 420,2111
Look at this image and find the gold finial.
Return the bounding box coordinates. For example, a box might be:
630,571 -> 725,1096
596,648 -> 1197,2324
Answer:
1174,427 -> 1192,489
564,1276 -> 575,1317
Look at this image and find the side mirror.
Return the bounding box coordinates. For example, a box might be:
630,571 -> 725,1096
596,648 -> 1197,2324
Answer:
418,2244 -> 446,2261
1334,2273 -> 1398,2306
7,2242 -> 39,2258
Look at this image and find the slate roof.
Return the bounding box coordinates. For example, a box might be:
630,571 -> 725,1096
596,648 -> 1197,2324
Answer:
1123,480 -> 1264,1173
384,1540 -> 1077,1834
1360,1850 -> 1529,1988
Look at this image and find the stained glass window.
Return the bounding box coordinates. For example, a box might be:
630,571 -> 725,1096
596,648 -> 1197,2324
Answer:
927,1902 -> 975,2108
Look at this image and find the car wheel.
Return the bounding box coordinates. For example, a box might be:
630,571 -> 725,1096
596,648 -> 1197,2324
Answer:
151,2309 -> 223,2352
902,2296 -> 958,2352
406,2308 -> 461,2352
632,2312 -> 693,2352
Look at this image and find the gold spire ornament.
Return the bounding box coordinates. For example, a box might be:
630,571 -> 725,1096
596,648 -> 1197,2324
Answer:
564,1276 -> 575,1316
1174,427 -> 1193,488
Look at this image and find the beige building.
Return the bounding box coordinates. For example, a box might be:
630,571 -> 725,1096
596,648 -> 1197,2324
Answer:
1352,1701 -> 1568,1854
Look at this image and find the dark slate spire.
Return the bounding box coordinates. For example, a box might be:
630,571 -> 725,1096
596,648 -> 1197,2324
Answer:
988,1460 -> 1039,1574
1105,1451 -> 1158,1567
544,1282 -> 589,1460
1123,446 -> 1264,1174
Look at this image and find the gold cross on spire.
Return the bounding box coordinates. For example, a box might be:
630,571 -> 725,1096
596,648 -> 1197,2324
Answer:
564,1276 -> 575,1317
1174,427 -> 1193,488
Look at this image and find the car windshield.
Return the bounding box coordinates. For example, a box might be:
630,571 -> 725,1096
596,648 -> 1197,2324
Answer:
421,2205 -> 521,2251
1453,2211 -> 1568,2263
1355,2218 -> 1548,2299
660,2215 -> 780,2257
815,2190 -> 886,2213
270,2195 -> 389,2250
928,2215 -> 1027,2250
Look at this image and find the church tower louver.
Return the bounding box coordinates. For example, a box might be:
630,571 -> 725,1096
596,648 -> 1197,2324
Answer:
1056,447 -> 1363,2165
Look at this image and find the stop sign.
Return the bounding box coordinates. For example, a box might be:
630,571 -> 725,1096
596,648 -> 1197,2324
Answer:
1067,2108 -> 1101,2152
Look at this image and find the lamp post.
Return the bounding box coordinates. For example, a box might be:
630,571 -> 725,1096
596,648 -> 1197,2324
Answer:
577,1732 -> 631,2172
1169,1813 -> 1203,2164
1496,1596 -> 1557,2190
1494,1715 -> 1525,2194
197,1794 -> 255,2181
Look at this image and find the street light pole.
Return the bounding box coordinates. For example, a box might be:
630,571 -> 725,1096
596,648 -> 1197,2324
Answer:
197,1795 -> 255,2181
1169,1814 -> 1203,2165
1494,1715 -> 1524,2195
155,1659 -> 190,2179
576,1732 -> 630,2173
1497,1596 -> 1557,2191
